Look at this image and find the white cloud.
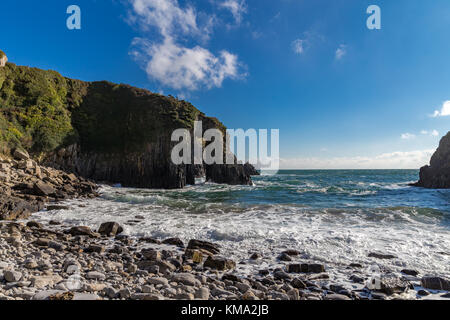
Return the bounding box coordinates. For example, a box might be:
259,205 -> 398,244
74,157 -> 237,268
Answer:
401,133 -> 416,140
280,150 -> 434,170
128,0 -> 244,91
335,44 -> 347,60
291,39 -> 305,54
421,130 -> 439,137
131,37 -> 240,90
431,101 -> 450,117
219,0 -> 247,24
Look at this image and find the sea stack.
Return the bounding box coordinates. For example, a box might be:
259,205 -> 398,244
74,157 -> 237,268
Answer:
0,50 -> 7,67
413,131 -> 450,188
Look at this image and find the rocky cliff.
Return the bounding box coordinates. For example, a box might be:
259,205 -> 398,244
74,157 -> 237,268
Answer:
413,131 -> 450,189
0,62 -> 255,189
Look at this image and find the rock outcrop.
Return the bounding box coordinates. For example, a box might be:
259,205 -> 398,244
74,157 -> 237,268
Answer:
413,131 -> 450,188
0,63 -> 255,189
0,152 -> 98,221
0,50 -> 7,67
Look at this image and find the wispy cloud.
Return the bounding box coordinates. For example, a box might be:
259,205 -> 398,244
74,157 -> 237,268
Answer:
401,133 -> 416,140
431,100 -> 450,117
280,150 -> 434,170
219,0 -> 247,24
335,44 -> 347,60
291,39 -> 305,54
421,129 -> 439,137
128,0 -> 245,91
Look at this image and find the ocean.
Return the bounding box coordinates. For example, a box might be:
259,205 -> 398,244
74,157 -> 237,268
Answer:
32,169 -> 450,286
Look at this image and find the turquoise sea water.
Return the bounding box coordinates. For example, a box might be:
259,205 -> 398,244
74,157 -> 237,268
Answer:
34,169 -> 450,280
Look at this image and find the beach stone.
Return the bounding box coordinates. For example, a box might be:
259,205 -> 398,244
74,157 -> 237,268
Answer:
67,226 -> 98,238
242,290 -> 259,300
48,241 -> 66,251
98,222 -> 123,237
119,288 -> 131,299
274,270 -> 292,281
147,277 -> 169,286
374,274 -> 409,295
26,221 -> 43,229
171,273 -> 200,287
204,256 -> 236,271
350,275 -> 365,283
417,289 -> 430,296
141,248 -> 161,261
85,244 -> 105,254
72,293 -> 100,300
187,239 -> 220,255
4,270 -> 22,282
421,276 -> 450,291
194,287 -> 210,300
175,293 -> 194,300
324,293 -> 352,301
32,290 -> 65,300
162,237 -> 185,248
103,287 -> 118,299
291,278 -> 307,289
86,271 -> 106,281
287,264 -> 302,273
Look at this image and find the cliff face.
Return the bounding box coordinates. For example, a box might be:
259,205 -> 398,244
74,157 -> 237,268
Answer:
414,131 -> 450,189
0,63 -> 253,189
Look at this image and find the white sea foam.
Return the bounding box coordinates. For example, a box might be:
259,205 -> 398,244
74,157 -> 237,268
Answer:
28,184 -> 450,285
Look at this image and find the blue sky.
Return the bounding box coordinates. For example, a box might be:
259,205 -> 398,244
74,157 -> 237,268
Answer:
1,0 -> 450,168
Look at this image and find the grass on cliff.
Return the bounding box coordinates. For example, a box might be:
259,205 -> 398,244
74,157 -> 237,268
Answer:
0,62 -> 224,157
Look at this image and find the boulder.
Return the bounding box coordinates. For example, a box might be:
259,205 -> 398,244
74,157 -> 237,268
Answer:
33,182 -> 56,196
13,149 -> 29,160
67,226 -> 98,237
421,276 -> 450,291
162,237 -> 185,248
187,239 -> 220,255
98,222 -> 123,237
203,256 -> 236,271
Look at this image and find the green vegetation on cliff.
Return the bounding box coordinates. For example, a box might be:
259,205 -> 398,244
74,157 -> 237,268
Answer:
0,62 -> 222,156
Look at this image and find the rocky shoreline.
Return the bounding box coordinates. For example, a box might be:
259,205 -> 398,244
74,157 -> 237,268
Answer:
0,217 -> 449,301
0,150 -> 99,221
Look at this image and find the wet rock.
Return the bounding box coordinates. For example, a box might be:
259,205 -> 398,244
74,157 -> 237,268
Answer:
401,269 -> 419,277
26,221 -> 43,229
421,276 -> 450,291
162,237 -> 185,248
98,222 -> 123,237
350,275 -> 365,284
282,249 -> 301,256
187,239 -> 220,255
371,274 -> 409,295
277,253 -> 292,262
349,263 -> 363,268
368,252 -> 397,260
46,205 -> 70,211
274,270 -> 292,281
417,289 -> 429,296
291,278 -> 307,289
222,273 -> 241,283
67,226 -> 98,238
204,256 -> 236,271
85,244 -> 105,254
249,253 -> 261,260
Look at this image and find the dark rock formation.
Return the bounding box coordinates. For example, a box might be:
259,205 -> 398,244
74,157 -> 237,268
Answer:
0,63 -> 255,189
413,131 -> 450,188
